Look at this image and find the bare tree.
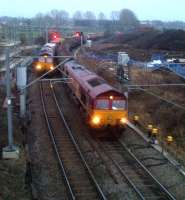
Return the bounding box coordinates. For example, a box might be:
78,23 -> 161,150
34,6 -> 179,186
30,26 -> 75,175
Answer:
119,9 -> 139,30
73,11 -> 83,20
58,10 -> 69,24
50,9 -> 69,26
84,11 -> 96,20
35,13 -> 45,26
110,11 -> 120,21
50,9 -> 59,26
98,12 -> 106,20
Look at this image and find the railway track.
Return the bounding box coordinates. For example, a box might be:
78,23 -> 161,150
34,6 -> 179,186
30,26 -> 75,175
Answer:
96,138 -> 177,200
52,81 -> 182,199
121,125 -> 185,199
40,80 -> 106,200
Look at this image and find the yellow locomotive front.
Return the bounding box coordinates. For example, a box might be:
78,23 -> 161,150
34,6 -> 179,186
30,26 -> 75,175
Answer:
35,55 -> 54,72
34,43 -> 56,73
88,94 -> 128,132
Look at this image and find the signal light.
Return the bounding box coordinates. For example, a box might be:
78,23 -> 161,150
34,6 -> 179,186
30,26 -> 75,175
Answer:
152,128 -> 158,135
134,115 -> 139,121
166,135 -> 173,144
147,124 -> 153,130
75,32 -> 81,37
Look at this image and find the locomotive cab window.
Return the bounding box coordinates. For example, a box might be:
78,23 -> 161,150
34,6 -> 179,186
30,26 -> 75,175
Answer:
95,99 -> 109,109
39,57 -> 45,62
112,100 -> 125,110
46,57 -> 53,63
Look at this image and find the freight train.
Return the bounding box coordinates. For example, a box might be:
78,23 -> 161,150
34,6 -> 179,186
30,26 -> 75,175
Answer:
64,32 -> 86,52
33,32 -> 85,74
62,59 -> 128,137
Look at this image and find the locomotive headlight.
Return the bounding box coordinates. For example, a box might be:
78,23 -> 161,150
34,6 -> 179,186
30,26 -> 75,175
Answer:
120,117 -> 127,124
50,66 -> 54,70
92,116 -> 101,125
36,65 -> 41,70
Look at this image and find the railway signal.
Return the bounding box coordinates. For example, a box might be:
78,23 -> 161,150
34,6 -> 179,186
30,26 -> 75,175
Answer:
166,135 -> 174,145
151,128 -> 159,144
73,32 -> 84,46
147,124 -> 153,137
133,115 -> 139,125
0,42 -> 20,159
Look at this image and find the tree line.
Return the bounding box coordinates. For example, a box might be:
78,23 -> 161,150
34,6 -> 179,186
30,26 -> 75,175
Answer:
0,9 -> 140,32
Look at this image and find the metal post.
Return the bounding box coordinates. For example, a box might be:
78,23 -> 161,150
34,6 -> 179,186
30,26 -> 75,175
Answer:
46,26 -> 48,43
20,89 -> 26,118
13,25 -> 16,42
29,25 -> 31,44
80,34 -> 83,47
5,47 -> 14,150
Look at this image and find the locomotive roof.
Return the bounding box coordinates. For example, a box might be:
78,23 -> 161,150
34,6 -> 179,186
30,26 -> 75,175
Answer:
64,60 -> 95,78
89,83 -> 122,99
39,50 -> 53,56
44,43 -> 56,48
39,43 -> 56,56
65,60 -> 123,99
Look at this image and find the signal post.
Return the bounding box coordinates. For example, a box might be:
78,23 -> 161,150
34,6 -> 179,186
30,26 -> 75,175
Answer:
1,42 -> 20,159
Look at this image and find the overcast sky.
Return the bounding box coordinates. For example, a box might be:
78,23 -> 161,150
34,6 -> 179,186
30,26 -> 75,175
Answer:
1,0 -> 185,21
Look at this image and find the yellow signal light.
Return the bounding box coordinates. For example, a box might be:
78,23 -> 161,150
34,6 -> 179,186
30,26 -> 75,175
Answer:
166,135 -> 173,144
134,115 -> 139,121
152,128 -> 158,135
147,124 -> 153,130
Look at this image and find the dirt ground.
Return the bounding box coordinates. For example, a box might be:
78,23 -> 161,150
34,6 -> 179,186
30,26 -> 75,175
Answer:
0,87 -> 31,200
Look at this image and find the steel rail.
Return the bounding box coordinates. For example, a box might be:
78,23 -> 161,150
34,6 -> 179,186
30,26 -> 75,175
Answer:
22,58 -> 70,90
40,82 -> 76,200
96,139 -> 146,200
127,83 -> 185,87
118,139 -> 177,200
51,82 -> 107,200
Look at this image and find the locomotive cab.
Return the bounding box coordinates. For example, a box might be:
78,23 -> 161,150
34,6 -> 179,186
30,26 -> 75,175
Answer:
34,43 -> 56,73
89,91 -> 127,129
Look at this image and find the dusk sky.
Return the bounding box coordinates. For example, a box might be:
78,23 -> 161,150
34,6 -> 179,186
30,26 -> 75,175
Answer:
0,0 -> 185,21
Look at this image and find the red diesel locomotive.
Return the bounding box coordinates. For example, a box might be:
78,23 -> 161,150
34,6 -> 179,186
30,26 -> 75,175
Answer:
63,60 -> 128,137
